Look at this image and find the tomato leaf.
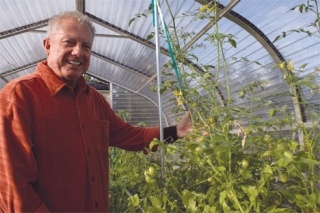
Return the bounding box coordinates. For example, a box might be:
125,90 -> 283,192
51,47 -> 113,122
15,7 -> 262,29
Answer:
128,18 -> 135,27
300,158 -> 320,165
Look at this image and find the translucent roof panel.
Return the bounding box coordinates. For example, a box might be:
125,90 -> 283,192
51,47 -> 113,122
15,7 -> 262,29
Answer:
111,85 -> 164,126
0,0 -> 74,32
0,33 -> 45,73
1,0 -> 320,126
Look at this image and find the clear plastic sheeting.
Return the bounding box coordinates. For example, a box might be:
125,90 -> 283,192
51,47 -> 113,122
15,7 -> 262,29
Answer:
0,0 -> 319,126
111,85 -> 163,126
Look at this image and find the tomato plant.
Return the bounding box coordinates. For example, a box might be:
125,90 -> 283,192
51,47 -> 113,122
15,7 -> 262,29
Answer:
110,1 -> 320,212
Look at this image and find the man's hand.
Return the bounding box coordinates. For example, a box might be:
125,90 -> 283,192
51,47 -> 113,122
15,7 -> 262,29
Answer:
176,112 -> 192,138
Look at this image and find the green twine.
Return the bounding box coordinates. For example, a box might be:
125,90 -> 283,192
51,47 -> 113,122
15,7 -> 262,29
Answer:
151,0 -> 183,92
151,0 -> 155,27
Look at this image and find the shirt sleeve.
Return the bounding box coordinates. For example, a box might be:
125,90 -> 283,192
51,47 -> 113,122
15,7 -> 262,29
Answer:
0,84 -> 50,212
104,99 -> 157,151
105,96 -> 179,151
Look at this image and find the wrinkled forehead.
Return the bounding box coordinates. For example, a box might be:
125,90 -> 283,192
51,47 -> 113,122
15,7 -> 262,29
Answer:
50,19 -> 94,42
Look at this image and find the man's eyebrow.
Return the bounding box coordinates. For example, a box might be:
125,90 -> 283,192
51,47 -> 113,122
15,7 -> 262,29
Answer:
84,41 -> 93,47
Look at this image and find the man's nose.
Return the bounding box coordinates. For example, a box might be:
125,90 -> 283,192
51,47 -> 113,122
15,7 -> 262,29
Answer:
71,44 -> 83,57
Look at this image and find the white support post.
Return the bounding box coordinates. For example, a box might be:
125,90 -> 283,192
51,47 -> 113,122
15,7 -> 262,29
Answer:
154,0 -> 165,179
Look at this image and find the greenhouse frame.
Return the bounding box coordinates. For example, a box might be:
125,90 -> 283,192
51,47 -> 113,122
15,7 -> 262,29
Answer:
0,0 -> 319,212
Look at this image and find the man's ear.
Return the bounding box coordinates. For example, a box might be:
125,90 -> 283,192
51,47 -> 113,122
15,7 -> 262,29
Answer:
43,38 -> 50,55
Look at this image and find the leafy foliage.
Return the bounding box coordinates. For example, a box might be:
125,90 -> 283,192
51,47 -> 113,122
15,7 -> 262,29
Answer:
110,0 -> 320,212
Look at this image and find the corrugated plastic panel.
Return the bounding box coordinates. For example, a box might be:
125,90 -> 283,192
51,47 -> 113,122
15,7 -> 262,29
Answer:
0,0 -> 319,126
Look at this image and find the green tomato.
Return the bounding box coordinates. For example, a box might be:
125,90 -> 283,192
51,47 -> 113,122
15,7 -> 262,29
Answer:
145,174 -> 153,183
148,166 -> 156,176
241,159 -> 249,169
195,147 -> 203,155
269,175 -> 275,181
197,136 -> 206,143
269,109 -> 276,117
274,199 -> 281,206
239,89 -> 246,98
264,134 -> 272,142
190,103 -> 197,108
278,172 -> 288,183
244,126 -> 253,135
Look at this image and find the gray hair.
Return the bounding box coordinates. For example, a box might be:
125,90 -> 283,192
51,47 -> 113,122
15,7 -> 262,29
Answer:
47,11 -> 95,39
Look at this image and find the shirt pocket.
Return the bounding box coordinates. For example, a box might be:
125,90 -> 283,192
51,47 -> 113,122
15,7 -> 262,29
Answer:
94,119 -> 109,151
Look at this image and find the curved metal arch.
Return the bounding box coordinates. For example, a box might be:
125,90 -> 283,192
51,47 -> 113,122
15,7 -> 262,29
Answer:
86,72 -> 170,127
0,20 -> 48,40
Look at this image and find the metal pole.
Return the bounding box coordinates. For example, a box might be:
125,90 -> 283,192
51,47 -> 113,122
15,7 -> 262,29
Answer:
154,0 -> 165,179
109,82 -> 113,109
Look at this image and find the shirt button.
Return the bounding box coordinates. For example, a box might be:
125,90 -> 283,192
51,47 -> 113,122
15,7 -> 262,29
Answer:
91,176 -> 95,182
95,202 -> 98,208
81,123 -> 85,129
87,150 -> 91,155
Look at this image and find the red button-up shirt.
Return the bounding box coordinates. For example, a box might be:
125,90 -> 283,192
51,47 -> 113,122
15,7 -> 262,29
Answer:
0,61 -> 160,212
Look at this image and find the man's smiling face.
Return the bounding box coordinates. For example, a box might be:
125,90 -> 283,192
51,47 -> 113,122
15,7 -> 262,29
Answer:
43,18 -> 93,87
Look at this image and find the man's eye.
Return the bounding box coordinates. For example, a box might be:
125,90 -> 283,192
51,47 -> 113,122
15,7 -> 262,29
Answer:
63,40 -> 74,45
84,45 -> 92,50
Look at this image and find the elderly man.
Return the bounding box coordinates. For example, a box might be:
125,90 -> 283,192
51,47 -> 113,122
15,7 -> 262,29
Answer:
0,11 -> 191,212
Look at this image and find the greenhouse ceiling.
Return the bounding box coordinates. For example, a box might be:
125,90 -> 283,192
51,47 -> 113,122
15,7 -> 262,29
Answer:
0,0 -> 320,128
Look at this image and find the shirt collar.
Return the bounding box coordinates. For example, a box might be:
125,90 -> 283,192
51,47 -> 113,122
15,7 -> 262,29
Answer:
36,61 -> 90,96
